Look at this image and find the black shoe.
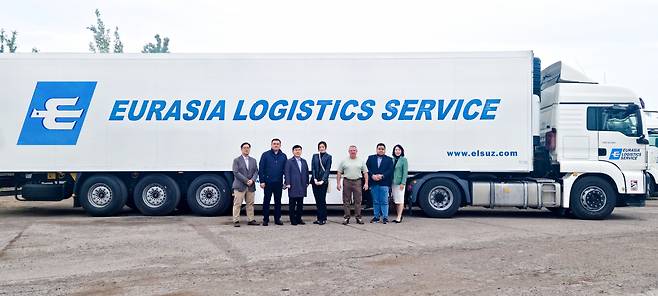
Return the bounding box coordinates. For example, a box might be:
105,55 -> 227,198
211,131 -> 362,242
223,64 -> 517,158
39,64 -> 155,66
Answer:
275,221 -> 284,226
247,220 -> 260,226
342,218 -> 350,225
393,219 -> 401,223
319,221 -> 326,225
262,221 -> 269,226
291,222 -> 298,226
299,220 -> 306,225
313,220 -> 320,224
370,218 -> 380,223
356,218 -> 364,224
382,219 -> 388,224
233,222 -> 240,227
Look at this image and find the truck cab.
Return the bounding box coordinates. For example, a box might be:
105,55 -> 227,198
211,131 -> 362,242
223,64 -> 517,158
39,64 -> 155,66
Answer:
539,62 -> 648,218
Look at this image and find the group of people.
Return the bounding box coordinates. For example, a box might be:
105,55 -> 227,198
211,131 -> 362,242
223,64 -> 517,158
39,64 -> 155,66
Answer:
231,138 -> 409,227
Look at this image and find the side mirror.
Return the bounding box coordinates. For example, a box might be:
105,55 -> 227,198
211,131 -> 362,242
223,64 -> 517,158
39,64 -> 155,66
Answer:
637,135 -> 649,145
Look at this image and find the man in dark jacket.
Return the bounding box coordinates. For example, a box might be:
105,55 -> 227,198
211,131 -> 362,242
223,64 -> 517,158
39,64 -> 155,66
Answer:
311,141 -> 332,225
259,138 -> 288,226
366,143 -> 394,224
284,145 -> 310,225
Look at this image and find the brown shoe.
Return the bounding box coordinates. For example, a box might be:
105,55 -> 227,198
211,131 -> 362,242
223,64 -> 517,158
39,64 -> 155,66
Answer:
247,220 -> 260,226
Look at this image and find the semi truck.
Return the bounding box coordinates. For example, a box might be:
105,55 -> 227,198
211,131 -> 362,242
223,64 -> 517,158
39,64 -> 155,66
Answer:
0,51 -> 648,219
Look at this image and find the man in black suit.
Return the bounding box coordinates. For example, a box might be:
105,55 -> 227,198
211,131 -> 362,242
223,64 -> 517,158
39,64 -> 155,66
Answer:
366,143 -> 394,224
284,145 -> 310,225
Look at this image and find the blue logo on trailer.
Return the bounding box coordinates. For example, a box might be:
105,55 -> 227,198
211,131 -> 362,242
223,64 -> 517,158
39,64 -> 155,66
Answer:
17,82 -> 97,145
609,148 -> 622,160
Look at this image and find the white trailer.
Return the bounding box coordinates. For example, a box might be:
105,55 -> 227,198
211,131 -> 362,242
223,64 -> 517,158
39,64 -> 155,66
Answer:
0,52 -> 648,219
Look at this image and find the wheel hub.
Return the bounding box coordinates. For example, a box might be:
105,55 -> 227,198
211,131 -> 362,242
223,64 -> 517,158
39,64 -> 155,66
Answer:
196,184 -> 220,208
428,186 -> 453,211
580,186 -> 607,212
143,184 -> 167,208
88,184 -> 112,208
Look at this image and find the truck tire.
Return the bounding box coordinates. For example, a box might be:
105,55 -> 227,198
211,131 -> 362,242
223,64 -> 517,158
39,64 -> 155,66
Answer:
79,174 -> 128,217
418,178 -> 462,218
569,176 -> 616,220
186,174 -> 231,216
133,174 -> 181,216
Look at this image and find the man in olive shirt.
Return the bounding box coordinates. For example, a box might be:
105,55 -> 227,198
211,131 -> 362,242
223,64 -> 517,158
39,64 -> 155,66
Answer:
336,145 -> 369,225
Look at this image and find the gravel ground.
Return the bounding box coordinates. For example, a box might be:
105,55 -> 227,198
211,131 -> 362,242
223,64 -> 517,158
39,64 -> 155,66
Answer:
1,198 -> 657,296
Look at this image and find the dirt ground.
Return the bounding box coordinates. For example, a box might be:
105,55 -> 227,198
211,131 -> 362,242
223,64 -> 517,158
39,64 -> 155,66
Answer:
1,198 -> 657,296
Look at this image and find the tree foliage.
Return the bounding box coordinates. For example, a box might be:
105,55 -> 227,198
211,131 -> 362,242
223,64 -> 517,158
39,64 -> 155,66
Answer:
0,29 -> 18,53
113,26 -> 123,53
142,34 -> 170,53
87,9 -> 123,53
1,9 -> 172,54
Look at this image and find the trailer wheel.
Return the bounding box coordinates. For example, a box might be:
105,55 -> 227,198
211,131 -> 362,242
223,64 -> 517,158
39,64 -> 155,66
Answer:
133,174 -> 181,216
79,174 -> 128,217
186,174 -> 231,216
418,178 -> 462,218
569,176 -> 616,220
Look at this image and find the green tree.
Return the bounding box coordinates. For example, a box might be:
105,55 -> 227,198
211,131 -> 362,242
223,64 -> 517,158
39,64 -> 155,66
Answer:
87,9 -> 123,53
142,34 -> 170,53
113,26 -> 123,53
0,29 -> 18,53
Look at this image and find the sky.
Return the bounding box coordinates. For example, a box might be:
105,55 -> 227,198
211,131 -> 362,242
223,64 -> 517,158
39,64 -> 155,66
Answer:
2,0 -> 657,106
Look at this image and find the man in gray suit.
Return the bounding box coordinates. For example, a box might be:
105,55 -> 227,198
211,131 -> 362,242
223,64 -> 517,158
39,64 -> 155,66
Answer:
232,142 -> 260,227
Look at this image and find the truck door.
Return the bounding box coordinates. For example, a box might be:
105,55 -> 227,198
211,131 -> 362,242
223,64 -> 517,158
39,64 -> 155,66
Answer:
590,104 -> 648,192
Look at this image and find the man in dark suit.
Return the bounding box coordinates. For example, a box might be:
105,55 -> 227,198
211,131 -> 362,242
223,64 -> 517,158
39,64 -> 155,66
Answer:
284,145 -> 310,225
259,138 -> 287,226
232,142 -> 260,227
366,143 -> 394,224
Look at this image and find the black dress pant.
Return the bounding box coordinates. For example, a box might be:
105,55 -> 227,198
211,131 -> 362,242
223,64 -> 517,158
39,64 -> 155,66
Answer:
312,183 -> 328,222
263,182 -> 283,223
289,196 -> 304,224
